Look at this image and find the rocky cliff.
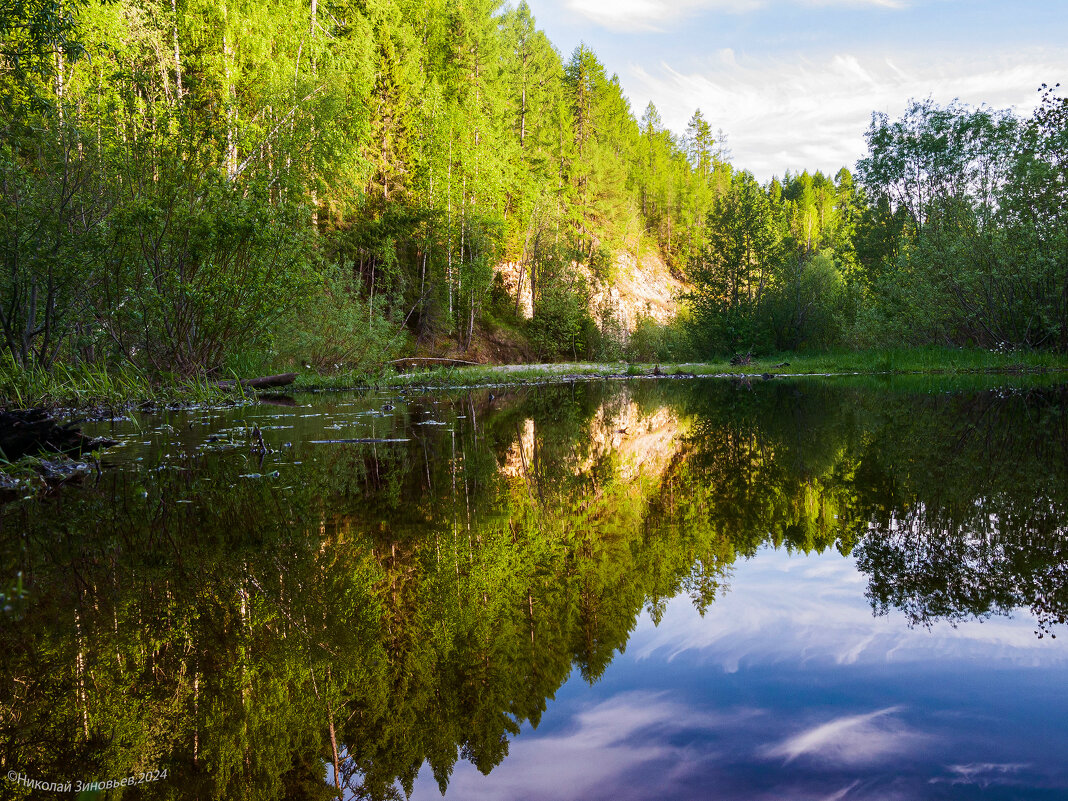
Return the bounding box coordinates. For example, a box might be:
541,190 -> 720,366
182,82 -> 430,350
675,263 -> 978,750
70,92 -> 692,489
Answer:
495,250 -> 688,334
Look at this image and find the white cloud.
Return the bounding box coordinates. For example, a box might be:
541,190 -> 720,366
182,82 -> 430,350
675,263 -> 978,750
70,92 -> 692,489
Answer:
408,687 -> 919,800
630,549 -> 1058,671
409,691 -> 725,800
935,762 -> 1031,788
763,706 -> 924,766
564,0 -> 761,33
625,48 -> 1068,180
820,781 -> 863,801
564,0 -> 906,32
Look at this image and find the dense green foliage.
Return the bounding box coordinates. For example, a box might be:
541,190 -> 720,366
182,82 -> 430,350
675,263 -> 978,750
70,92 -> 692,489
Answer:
1,1 -> 1065,385
0,0 -> 674,375
686,94 -> 1068,356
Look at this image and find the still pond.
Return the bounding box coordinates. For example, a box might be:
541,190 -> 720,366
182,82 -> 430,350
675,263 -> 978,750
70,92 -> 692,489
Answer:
2,376 -> 1068,800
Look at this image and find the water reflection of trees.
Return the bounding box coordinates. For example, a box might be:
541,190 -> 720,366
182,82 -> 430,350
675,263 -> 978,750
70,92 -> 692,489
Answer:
1,380 -> 1066,799
0,384 -> 729,799
850,387 -> 1068,635
663,381 -> 1068,636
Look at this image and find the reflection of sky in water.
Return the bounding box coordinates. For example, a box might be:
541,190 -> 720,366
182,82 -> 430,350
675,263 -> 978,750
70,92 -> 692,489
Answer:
411,547 -> 1068,800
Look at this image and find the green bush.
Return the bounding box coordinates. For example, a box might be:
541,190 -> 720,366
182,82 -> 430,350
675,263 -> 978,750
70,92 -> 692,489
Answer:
95,175 -> 315,377
627,315 -> 696,362
273,263 -> 406,374
528,284 -> 595,361
594,299 -> 626,361
766,251 -> 847,351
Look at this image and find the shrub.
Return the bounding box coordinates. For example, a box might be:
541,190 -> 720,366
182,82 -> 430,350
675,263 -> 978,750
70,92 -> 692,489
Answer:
528,284 -> 595,361
96,177 -> 315,377
273,262 -> 406,374
627,315 -> 696,362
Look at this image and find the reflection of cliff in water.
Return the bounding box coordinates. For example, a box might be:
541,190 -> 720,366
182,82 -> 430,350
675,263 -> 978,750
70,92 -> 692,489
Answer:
0,379 -> 1066,799
500,400 -> 685,482
0,383 -> 712,801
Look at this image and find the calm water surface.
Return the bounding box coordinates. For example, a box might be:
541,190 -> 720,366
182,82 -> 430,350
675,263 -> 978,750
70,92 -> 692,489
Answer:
2,376 -> 1068,800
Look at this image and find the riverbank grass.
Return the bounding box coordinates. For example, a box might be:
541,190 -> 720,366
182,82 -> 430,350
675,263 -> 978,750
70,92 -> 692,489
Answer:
0,359 -> 232,411
761,347 -> 1068,374
290,346 -> 1068,391
2,347 -> 1066,408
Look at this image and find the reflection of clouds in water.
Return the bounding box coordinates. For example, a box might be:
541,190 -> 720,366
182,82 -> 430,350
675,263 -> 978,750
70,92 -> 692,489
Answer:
818,782 -> 861,801
633,548 -> 1060,670
410,691 -> 726,800
409,691 -> 905,801
409,549 -> 1068,800
935,762 -> 1031,787
763,706 -> 924,766
796,560 -> 866,583
410,691 -> 932,801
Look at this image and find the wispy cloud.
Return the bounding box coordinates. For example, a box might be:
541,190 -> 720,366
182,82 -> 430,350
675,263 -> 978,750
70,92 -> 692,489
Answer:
565,0 -> 757,33
630,550 -> 1055,670
820,781 -> 863,801
414,691 -> 723,800
764,706 -> 923,766
934,762 -> 1031,788
408,688 -> 919,800
626,48 -> 1068,180
564,0 -> 906,33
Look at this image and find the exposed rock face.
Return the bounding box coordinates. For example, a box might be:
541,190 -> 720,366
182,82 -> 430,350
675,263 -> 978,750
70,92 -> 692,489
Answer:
592,252 -> 687,332
496,261 -> 534,320
495,250 -> 688,335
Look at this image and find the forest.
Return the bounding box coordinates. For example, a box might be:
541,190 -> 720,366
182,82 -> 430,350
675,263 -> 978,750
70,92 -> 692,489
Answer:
1,0 -> 1067,384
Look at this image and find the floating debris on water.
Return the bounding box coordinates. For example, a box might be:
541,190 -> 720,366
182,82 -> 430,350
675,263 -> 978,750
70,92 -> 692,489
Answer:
310,438 -> 410,444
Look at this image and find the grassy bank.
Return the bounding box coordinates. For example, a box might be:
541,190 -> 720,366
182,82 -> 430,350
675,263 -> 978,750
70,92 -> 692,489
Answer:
291,347 -> 1068,392
749,347 -> 1068,374
2,348 -> 1067,410
0,360 -> 236,412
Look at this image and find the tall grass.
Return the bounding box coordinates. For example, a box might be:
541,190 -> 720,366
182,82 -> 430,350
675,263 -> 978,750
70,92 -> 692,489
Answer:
0,356 -> 231,410
4,346 -> 1062,407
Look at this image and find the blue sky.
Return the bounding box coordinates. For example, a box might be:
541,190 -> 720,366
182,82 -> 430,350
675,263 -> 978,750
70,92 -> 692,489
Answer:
522,0 -> 1068,180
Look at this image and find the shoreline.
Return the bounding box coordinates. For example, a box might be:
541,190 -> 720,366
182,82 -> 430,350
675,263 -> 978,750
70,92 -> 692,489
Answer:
4,350 -> 1068,412
294,355 -> 1068,393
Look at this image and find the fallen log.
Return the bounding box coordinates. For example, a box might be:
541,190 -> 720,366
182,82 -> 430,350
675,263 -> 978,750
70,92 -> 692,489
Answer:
389,357 -> 482,369
216,372 -> 298,390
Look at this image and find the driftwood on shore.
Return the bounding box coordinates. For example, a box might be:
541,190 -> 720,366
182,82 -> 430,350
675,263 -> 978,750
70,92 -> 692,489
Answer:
389,357 -> 481,370
216,372 -> 298,390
